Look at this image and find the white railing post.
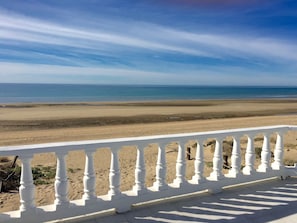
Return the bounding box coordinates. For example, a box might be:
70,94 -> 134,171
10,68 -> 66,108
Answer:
172,141 -> 186,187
19,154 -> 36,216
226,135 -> 242,178
108,148 -> 121,199
133,146 -> 147,195
257,133 -> 272,172
190,139 -> 205,184
83,149 -> 97,205
54,151 -> 69,209
243,134 -> 255,175
152,143 -> 167,191
271,132 -> 284,170
208,137 -> 224,181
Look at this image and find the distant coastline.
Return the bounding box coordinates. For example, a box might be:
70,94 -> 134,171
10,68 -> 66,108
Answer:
0,83 -> 297,104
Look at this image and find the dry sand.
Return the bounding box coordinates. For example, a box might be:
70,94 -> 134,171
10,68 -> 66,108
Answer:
0,99 -> 297,212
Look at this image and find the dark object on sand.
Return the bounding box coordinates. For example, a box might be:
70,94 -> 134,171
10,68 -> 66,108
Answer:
0,156 -> 19,192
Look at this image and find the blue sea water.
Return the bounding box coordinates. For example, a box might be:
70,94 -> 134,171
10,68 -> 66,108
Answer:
0,83 -> 297,103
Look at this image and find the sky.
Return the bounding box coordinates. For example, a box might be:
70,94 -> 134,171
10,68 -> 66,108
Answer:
0,0 -> 297,86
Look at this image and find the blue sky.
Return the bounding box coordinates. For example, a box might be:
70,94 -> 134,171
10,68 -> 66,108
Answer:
0,0 -> 297,86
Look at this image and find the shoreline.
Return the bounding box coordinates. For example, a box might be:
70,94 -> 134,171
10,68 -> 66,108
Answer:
1,97 -> 297,106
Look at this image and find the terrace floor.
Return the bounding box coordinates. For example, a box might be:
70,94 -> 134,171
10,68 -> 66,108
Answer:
77,177 -> 297,223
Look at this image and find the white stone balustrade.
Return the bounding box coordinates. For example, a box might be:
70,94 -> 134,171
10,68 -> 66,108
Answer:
190,139 -> 205,184
133,146 -> 147,195
54,151 -> 69,209
242,134 -> 255,175
108,148 -> 121,198
258,133 -> 272,172
208,137 -> 224,181
172,142 -> 186,187
83,149 -> 97,205
271,132 -> 284,170
0,125 -> 296,223
227,135 -> 241,178
152,143 -> 167,190
19,155 -> 35,216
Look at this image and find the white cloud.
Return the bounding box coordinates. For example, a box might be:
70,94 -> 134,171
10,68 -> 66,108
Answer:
1,62 -> 296,86
0,62 -> 172,84
0,11 -> 211,57
1,8 -> 297,86
3,9 -> 297,64
157,27 -> 297,62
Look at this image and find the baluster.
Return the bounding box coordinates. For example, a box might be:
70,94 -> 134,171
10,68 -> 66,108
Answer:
133,146 -> 147,195
190,139 -> 205,184
257,133 -> 272,172
83,149 -> 97,205
271,132 -> 284,170
19,154 -> 36,216
208,137 -> 224,181
172,141 -> 186,187
108,148 -> 121,198
227,135 -> 242,178
54,151 -> 69,209
152,143 -> 167,191
243,134 -> 255,175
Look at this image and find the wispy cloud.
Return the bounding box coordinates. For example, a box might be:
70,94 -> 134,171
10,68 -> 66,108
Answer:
0,62 -> 181,85
0,2 -> 296,86
0,11 -> 211,58
158,27 -> 297,62
1,62 -> 296,86
1,8 -> 297,65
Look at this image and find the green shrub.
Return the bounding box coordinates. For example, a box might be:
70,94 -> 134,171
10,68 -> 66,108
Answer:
31,166 -> 56,185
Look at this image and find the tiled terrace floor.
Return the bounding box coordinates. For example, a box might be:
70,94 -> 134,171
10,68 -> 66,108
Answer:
77,177 -> 297,223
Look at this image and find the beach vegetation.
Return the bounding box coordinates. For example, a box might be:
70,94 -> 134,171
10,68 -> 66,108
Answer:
1,162 -> 56,191
68,167 -> 82,174
205,161 -> 213,168
254,137 -> 263,142
285,143 -> 297,150
0,157 -> 10,163
284,159 -> 296,166
32,166 -> 56,185
255,147 -> 262,158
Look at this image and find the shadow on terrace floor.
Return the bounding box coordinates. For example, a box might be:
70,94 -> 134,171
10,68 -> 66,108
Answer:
82,177 -> 297,223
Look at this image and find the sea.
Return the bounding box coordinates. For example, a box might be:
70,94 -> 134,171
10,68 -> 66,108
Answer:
0,83 -> 297,104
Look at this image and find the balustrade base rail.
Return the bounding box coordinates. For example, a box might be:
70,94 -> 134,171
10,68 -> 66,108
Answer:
0,125 -> 296,223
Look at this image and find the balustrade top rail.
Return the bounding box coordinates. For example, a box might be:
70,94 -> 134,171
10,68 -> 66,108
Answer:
0,124 -> 296,223
0,125 -> 296,156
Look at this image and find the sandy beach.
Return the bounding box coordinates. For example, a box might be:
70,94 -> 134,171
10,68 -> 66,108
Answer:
0,99 -> 297,212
